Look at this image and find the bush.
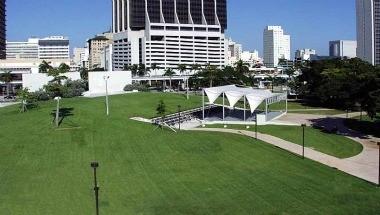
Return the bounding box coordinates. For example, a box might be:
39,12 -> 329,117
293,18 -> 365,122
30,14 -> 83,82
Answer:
31,90 -> 51,101
124,83 -> 149,92
62,79 -> 87,98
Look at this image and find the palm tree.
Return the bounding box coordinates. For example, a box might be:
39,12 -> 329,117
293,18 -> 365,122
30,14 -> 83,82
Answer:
177,64 -> 187,76
191,64 -> 201,75
151,63 -> 158,76
129,64 -> 139,77
234,60 -> 250,85
0,71 -> 13,96
138,64 -> 147,77
48,63 -> 69,85
164,68 -> 175,91
203,64 -> 218,88
39,61 -> 52,73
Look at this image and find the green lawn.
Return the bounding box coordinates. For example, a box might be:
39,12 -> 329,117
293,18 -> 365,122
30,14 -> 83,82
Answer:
203,124 -> 363,158
0,93 -> 379,214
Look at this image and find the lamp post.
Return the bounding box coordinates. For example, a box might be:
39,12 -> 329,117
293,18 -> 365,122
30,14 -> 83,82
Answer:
301,124 -> 306,159
378,142 -> 380,187
90,161 -> 100,215
177,105 -> 181,131
104,76 -> 110,116
54,97 -> 61,127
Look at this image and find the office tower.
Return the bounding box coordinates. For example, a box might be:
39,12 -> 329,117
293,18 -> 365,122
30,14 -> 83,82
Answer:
38,36 -> 70,60
73,47 -> 89,68
356,0 -> 380,65
263,26 -> 290,67
0,0 -> 5,59
6,36 -> 70,60
87,33 -> 113,69
329,40 -> 357,58
295,49 -> 316,61
227,38 -> 242,65
111,0 -> 228,71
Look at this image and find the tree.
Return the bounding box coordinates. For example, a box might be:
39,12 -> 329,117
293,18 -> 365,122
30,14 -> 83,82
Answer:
138,64 -> 147,77
129,64 -> 139,77
202,64 -> 219,88
191,64 -> 201,75
234,60 -> 250,85
39,61 -> 52,73
164,68 -> 176,91
177,64 -> 187,76
48,63 -> 69,85
79,67 -> 89,80
0,71 -> 13,96
156,100 -> 166,129
17,88 -> 31,113
151,63 -> 159,76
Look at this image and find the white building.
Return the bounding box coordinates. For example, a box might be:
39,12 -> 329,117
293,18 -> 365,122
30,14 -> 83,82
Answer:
6,38 -> 39,59
263,26 -> 291,67
101,44 -> 113,71
356,0 -> 380,65
38,36 -> 70,60
227,38 -> 242,66
241,50 -> 262,67
73,47 -> 89,68
295,49 -> 316,61
111,0 -> 228,73
329,40 -> 357,58
6,36 -> 70,60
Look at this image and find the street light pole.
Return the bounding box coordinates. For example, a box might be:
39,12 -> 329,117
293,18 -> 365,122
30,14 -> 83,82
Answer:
104,76 -> 110,116
302,124 -> 306,159
378,142 -> 380,187
54,97 -> 61,127
91,162 -> 100,215
178,105 -> 181,131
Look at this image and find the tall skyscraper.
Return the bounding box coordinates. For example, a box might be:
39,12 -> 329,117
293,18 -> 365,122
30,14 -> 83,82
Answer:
0,0 -> 6,59
111,0 -> 227,71
263,26 -> 290,67
356,0 -> 380,65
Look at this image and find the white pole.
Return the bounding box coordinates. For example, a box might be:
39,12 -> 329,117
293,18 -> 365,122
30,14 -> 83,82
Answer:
56,98 -> 60,127
244,95 -> 246,122
265,99 -> 268,121
223,92 -> 225,121
104,76 -> 110,116
285,94 -> 288,113
202,89 -> 205,121
186,77 -> 189,100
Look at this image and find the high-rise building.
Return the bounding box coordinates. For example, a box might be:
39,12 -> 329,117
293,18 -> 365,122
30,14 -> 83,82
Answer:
263,26 -> 290,67
356,0 -> 380,65
73,47 -> 89,68
87,32 -> 113,70
38,36 -> 70,60
227,38 -> 242,65
0,0 -> 6,59
6,38 -> 39,59
6,36 -> 70,60
111,0 -> 228,72
295,49 -> 316,61
329,40 -> 357,58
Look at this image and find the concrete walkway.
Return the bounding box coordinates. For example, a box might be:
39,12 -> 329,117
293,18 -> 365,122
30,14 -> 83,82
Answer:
189,127 -> 379,185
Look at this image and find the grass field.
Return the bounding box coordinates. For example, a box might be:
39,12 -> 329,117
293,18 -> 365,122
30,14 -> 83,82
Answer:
0,93 -> 379,214
202,124 -> 363,158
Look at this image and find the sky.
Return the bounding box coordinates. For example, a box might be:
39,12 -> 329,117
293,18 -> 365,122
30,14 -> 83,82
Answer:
7,0 -> 356,56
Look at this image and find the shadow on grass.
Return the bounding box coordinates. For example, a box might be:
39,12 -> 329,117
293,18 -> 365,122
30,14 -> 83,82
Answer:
344,117 -> 380,138
309,117 -> 371,139
51,107 -> 74,126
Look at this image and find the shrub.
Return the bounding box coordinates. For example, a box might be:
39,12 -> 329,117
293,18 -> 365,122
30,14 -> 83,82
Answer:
31,89 -> 51,101
124,83 -> 149,92
62,79 -> 87,98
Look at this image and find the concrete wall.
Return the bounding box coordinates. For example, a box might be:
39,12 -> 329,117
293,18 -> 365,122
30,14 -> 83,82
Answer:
22,72 -> 81,92
88,71 -> 132,94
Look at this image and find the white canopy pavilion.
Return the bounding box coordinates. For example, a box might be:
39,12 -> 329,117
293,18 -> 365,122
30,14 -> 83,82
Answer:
202,85 -> 288,123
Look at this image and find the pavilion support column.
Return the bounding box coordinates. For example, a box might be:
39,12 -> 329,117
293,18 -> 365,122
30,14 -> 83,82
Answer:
243,95 -> 246,122
265,99 -> 268,122
223,92 -> 225,121
202,89 -> 205,121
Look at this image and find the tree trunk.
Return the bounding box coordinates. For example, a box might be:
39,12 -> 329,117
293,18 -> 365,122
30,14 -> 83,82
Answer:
169,78 -> 172,90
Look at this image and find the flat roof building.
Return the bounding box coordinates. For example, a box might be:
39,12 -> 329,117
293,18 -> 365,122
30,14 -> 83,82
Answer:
329,40 -> 357,58
111,0 -> 228,72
